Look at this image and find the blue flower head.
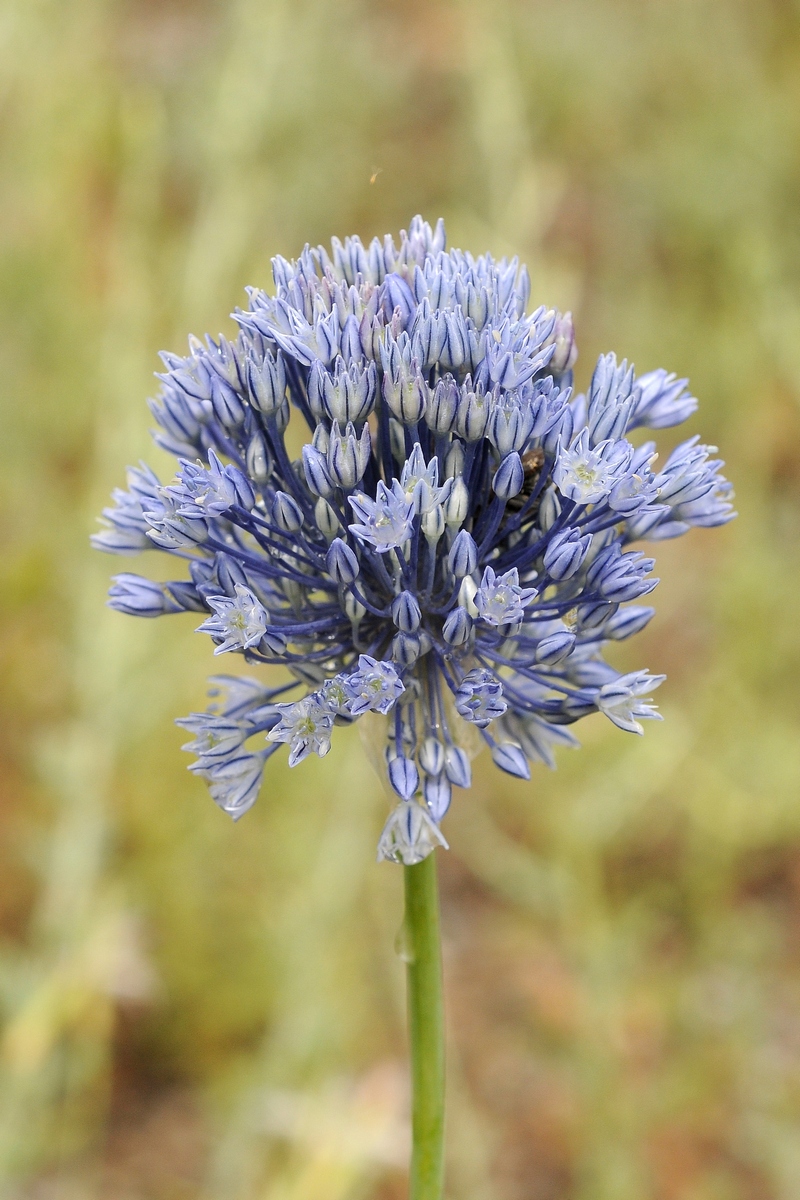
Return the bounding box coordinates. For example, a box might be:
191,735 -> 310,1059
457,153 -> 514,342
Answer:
94,217 -> 735,861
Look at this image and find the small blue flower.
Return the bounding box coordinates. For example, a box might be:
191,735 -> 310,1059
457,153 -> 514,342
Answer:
348,480 -> 415,553
377,801 -> 449,865
585,544 -> 657,603
108,573 -> 200,617
474,566 -> 536,627
197,585 -> 270,655
455,668 -> 507,728
597,670 -> 665,734
553,430 -> 630,505
400,444 -> 451,515
95,216 -> 734,863
319,676 -> 351,715
267,695 -> 335,765
196,752 -> 269,819
630,369 -> 697,430
91,464 -> 165,554
346,655 -> 405,716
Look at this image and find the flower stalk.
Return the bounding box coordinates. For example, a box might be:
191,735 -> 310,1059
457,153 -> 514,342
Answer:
404,853 -> 445,1200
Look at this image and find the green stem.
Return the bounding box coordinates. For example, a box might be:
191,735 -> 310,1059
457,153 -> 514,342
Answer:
404,853 -> 445,1200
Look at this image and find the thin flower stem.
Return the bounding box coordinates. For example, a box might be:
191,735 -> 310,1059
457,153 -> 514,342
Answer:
404,853 -> 445,1200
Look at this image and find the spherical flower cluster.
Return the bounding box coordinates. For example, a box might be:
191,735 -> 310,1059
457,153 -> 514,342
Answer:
94,217 -> 734,864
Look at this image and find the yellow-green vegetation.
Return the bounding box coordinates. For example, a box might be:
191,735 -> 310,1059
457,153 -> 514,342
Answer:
1,1 -> 799,1197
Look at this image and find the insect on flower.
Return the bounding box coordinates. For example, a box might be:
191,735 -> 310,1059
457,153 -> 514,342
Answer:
94,217 -> 735,865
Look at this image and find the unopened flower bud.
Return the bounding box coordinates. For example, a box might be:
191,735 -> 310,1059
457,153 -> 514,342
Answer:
423,774 -> 452,821
272,491 -> 303,532
380,338 -> 427,425
246,351 -> 286,415
312,423 -> 330,453
381,273 -> 416,327
444,745 -> 471,789
327,421 -> 370,489
210,375 -> 245,429
246,431 -> 272,484
302,445 -> 334,497
108,574 -> 183,617
448,529 -> 478,578
535,629 -> 576,665
466,283 -> 489,330
445,440 -> 465,478
308,361 -> 327,420
359,311 -> 383,361
442,309 -> 469,370
425,375 -> 460,434
457,385 -> 491,441
491,742 -> 530,779
444,477 -> 469,527
442,606 -> 473,646
492,452 -> 524,500
314,496 -> 340,541
392,591 -> 422,632
340,314 -> 362,361
419,737 -> 445,776
326,538 -> 359,584
547,311 -> 577,376
422,504 -> 445,542
542,407 -> 573,457
543,527 -> 591,581
216,552 -> 248,595
391,632 -> 422,666
388,755 -> 419,800
576,600 -> 617,630
604,605 -> 655,640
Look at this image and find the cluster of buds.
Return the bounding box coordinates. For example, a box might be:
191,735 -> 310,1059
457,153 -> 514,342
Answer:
95,217 -> 734,863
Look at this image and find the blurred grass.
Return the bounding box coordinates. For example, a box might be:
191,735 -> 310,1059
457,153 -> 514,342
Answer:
0,1 -> 799,1197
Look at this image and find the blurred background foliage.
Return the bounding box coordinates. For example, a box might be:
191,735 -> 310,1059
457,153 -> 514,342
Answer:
0,0 -> 799,1196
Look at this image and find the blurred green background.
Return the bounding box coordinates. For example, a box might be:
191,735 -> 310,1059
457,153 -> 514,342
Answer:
1,1 -> 799,1197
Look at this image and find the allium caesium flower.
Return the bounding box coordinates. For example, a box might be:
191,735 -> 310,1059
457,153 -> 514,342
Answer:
94,216 -> 735,864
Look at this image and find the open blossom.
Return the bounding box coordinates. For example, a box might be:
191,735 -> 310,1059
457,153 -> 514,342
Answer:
473,566 -> 537,627
94,216 -> 734,860
597,670 -> 665,734
348,480 -> 416,553
345,655 -> 406,716
377,800 -> 449,866
267,695 -> 335,766
554,430 -> 630,504
197,585 -> 269,654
